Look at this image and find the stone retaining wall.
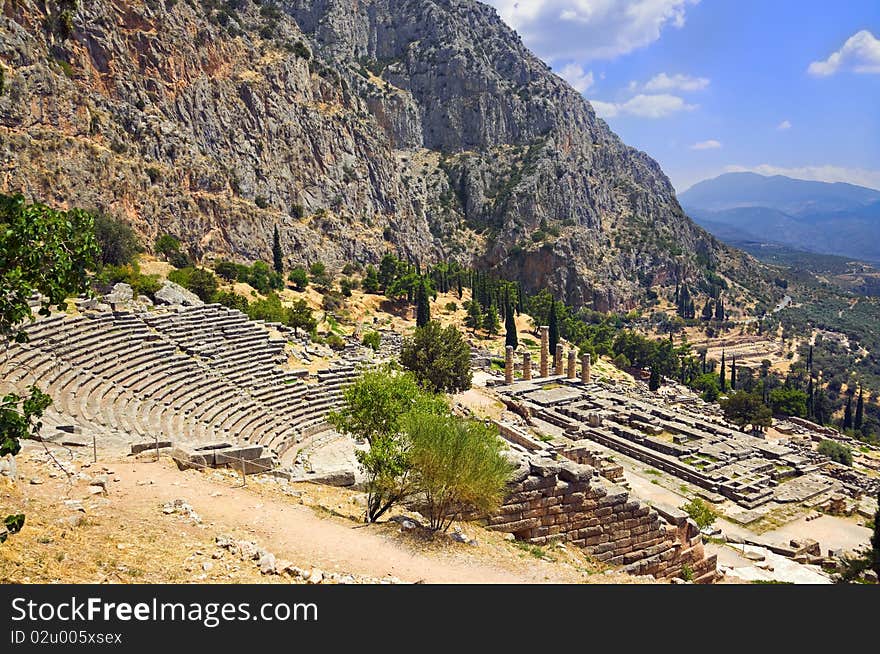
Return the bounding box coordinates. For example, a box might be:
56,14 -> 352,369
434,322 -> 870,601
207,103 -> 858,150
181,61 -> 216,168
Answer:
484,456 -> 718,582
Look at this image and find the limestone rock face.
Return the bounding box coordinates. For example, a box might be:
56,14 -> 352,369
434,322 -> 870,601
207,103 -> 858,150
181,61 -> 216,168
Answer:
155,281 -> 203,307
0,0 -> 765,309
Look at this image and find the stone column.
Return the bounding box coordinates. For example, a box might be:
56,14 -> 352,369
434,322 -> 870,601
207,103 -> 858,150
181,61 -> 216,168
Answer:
567,350 -> 577,379
539,326 -> 549,377
555,343 -> 564,376
581,353 -> 592,384
505,346 -> 514,384
522,352 -> 532,380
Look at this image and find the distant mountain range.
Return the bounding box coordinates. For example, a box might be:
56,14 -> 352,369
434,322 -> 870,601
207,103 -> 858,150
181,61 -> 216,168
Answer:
680,173 -> 880,263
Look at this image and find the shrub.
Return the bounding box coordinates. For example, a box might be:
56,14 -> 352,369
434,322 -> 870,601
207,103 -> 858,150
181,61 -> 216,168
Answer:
818,440 -> 853,466
288,266 -> 309,290
328,366 -> 448,522
322,291 -> 344,313
309,261 -> 330,288
94,213 -> 141,267
214,260 -> 239,282
400,322 -> 472,393
405,412 -> 514,532
680,498 -> 718,531
247,292 -> 287,324
286,299 -> 316,335
167,267 -> 218,302
154,233 -> 181,261
362,330 -> 381,351
445,302 -> 458,313
326,333 -> 346,351
361,265 -> 380,293
100,263 -> 161,300
214,290 -> 249,313
340,277 -> 354,297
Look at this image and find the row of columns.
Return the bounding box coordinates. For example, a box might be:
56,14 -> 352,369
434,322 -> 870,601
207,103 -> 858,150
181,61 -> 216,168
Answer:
504,325 -> 590,384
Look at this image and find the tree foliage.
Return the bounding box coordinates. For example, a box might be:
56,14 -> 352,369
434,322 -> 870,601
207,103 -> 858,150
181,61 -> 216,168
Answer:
681,497 -> 718,530
720,391 -> 773,432
404,412 -> 513,532
817,439 -> 853,466
400,322 -> 472,394
93,212 -> 140,267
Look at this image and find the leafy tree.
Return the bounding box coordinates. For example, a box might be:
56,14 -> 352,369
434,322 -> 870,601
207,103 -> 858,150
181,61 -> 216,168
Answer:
404,412 -> 514,532
415,279 -> 430,327
1,194 -> 97,543
504,299 -> 518,349
484,304 -> 500,336
720,391 -> 773,433
362,330 -> 381,351
465,300 -> 483,333
100,263 -> 161,300
818,440 -> 853,466
155,233 -> 181,261
214,290 -> 249,313
287,299 -> 316,335
361,265 -> 380,294
692,373 -> 720,402
681,498 -> 718,531
328,367 -> 447,522
401,322 -> 472,393
288,266 -> 309,291
167,267 -> 218,302
309,261 -> 330,289
93,212 -> 140,267
769,387 -> 808,418
340,277 -> 355,298
214,260 -> 239,282
272,225 -> 283,274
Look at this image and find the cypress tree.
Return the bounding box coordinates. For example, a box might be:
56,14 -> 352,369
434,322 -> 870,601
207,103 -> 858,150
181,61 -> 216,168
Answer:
855,387 -> 864,431
843,395 -> 853,431
272,225 -> 283,274
730,357 -> 737,390
649,365 -> 661,391
807,346 -> 813,374
715,297 -> 725,321
505,299 -> 518,349
548,299 -> 559,364
807,377 -> 814,418
415,279 -> 430,328
720,351 -> 726,391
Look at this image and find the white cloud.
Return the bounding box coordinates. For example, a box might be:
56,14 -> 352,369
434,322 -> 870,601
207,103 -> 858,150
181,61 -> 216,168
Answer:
690,140 -> 722,150
725,164 -> 880,190
644,72 -> 710,92
777,120 -> 792,131
590,94 -> 697,119
557,63 -> 594,92
808,30 -> 880,76
485,0 -> 700,62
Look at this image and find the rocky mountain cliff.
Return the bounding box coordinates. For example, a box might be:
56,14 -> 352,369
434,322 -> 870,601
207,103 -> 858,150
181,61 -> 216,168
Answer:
0,0 -> 763,310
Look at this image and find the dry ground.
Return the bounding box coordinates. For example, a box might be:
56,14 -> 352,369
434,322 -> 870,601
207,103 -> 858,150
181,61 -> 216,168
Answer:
1,443 -> 642,585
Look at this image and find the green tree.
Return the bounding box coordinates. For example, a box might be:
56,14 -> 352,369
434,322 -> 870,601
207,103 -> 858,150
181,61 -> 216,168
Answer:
309,261 -> 330,289
720,391 -> 773,433
288,266 -> 309,291
465,300 -> 483,333
692,373 -> 720,402
361,265 -> 380,294
1,194 -> 98,543
93,213 -> 141,267
328,366 -> 447,522
404,412 -> 513,532
415,279 -> 430,328
155,233 -> 181,261
730,357 -> 737,390
769,387 -> 808,418
649,365 -> 661,391
214,290 -> 249,313
484,304 -> 500,336
843,395 -> 853,431
214,260 -> 239,282
680,498 -> 718,531
548,299 -> 559,364
401,322 -> 472,393
504,299 -> 518,349
287,299 -> 316,335
720,351 -> 727,391
855,388 -> 864,432
167,267 -> 218,302
818,440 -> 853,466
272,225 -> 283,274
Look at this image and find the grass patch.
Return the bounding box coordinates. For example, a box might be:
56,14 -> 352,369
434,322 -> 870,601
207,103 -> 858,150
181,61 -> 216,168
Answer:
644,468 -> 662,476
513,541 -> 556,562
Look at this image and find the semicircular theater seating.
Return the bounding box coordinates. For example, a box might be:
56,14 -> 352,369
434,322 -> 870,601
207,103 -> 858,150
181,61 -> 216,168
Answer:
1,304 -> 360,459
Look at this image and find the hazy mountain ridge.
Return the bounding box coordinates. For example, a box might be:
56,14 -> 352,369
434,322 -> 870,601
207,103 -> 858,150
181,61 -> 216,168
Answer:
0,0 -> 764,310
682,173 -> 880,264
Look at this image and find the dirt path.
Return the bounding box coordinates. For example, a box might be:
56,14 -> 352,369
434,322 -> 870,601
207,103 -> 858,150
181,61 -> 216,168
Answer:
109,459 -> 587,584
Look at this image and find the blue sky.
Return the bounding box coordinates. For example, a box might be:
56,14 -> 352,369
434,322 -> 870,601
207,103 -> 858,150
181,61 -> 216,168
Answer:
484,0 -> 880,192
